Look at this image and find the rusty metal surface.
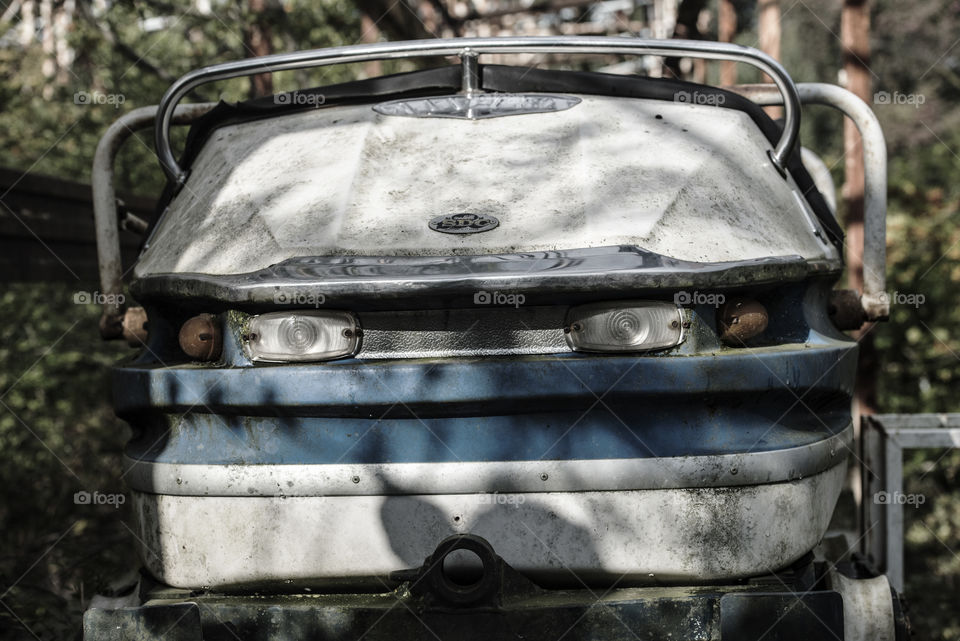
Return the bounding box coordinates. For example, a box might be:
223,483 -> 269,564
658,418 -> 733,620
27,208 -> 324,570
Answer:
829,289 -> 866,331
718,297 -> 769,345
121,307 -> 149,347
177,313 -> 222,360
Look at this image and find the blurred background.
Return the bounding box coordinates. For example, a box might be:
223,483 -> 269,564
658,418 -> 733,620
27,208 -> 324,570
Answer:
0,0 -> 958,638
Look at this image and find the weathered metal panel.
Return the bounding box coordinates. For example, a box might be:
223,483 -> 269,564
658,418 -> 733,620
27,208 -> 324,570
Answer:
123,427 -> 851,496
130,463 -> 845,589
130,250 -> 839,311
136,95 -> 836,277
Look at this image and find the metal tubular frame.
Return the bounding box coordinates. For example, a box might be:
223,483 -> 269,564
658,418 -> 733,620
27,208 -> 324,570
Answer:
92,103 -> 216,328
153,37 -> 801,186
736,83 -> 888,321
862,413 -> 960,592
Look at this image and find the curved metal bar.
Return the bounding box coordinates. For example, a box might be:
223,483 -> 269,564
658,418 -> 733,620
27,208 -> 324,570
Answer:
734,82 -> 888,321
92,102 -> 216,333
154,37 -> 801,185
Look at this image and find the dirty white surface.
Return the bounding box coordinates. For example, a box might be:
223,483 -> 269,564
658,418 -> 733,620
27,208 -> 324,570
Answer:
134,461 -> 844,589
831,570 -> 897,641
136,95 -> 836,276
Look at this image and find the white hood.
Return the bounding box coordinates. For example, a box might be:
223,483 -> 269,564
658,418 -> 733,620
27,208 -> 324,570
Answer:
136,94 -> 836,276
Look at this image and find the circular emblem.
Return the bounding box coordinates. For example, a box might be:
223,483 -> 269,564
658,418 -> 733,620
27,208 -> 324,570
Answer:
428,213 -> 499,234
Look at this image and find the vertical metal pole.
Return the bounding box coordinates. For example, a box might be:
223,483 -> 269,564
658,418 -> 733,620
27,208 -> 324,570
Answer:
861,416 -> 886,569
460,48 -> 480,94
884,434 -> 904,592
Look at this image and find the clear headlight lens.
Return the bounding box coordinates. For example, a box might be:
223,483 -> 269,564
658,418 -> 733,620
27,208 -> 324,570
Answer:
565,301 -> 684,353
246,311 -> 360,362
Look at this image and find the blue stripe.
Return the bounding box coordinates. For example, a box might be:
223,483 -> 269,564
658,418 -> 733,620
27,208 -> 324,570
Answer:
120,343 -> 855,466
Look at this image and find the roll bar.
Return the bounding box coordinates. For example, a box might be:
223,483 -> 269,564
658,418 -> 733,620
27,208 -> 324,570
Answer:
733,83 -> 888,321
153,37 -> 801,186
92,102 -> 216,338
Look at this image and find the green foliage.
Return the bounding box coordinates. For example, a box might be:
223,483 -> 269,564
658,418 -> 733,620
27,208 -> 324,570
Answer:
0,0 -> 366,196
0,283 -> 136,640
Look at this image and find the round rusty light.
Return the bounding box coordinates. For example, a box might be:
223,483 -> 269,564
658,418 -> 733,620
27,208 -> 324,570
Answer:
718,297 -> 768,346
179,314 -> 222,361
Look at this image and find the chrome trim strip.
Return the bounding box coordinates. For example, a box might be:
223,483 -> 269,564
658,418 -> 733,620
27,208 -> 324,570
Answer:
125,423 -> 851,497
372,93 -> 582,120
131,251 -> 839,309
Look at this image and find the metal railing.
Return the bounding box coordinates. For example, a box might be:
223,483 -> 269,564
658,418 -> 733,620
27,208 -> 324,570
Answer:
92,103 -> 216,335
862,413 -> 960,592
734,83 -> 889,321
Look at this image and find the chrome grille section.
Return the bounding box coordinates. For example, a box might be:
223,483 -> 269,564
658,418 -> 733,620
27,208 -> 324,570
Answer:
356,306 -> 568,359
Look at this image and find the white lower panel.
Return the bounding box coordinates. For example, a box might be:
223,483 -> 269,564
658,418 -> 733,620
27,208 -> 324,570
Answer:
830,570 -> 896,641
133,462 -> 845,589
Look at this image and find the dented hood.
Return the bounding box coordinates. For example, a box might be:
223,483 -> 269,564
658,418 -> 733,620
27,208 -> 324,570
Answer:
136,94 -> 837,277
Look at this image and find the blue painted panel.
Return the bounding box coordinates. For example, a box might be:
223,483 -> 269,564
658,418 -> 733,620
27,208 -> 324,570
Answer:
114,344 -> 857,416
119,344 -> 856,466
126,402 -> 850,465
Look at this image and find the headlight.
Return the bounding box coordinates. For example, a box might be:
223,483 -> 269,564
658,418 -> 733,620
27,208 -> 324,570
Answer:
565,301 -> 684,353
246,311 -> 360,362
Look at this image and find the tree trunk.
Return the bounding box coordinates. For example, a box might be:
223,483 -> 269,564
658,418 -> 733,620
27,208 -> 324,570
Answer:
842,0 -> 876,416
244,0 -> 274,99
718,0 -> 737,85
758,0 -> 782,118
360,13 -> 383,78
664,0 -> 708,79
